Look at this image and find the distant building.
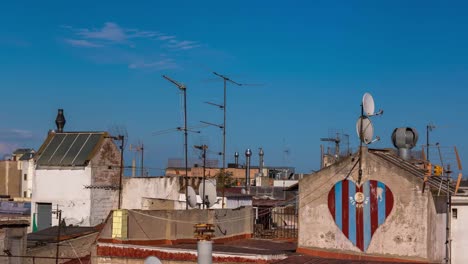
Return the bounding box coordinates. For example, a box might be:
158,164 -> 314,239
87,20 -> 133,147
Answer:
0,159 -> 22,199
16,149 -> 35,199
451,184 -> 468,264
32,131 -> 120,230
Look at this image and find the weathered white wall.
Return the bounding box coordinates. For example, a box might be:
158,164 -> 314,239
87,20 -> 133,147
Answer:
298,149 -> 445,262
20,159 -> 34,198
32,167 -> 92,227
121,177 -> 180,209
451,195 -> 468,264
273,180 -> 298,188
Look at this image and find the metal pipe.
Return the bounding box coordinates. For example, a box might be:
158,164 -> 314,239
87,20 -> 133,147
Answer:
245,149 -> 252,192
197,240 -> 213,264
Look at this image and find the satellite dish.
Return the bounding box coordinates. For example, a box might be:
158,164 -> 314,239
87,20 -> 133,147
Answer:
199,180 -> 217,208
187,186 -> 197,208
144,256 -> 162,264
362,93 -> 375,116
356,116 -> 374,144
241,188 -> 246,194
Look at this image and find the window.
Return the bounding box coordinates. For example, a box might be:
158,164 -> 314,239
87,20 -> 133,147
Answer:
452,208 -> 458,219
23,191 -> 27,198
24,173 -> 27,180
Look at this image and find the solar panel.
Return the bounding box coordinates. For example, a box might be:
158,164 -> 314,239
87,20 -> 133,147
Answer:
36,132 -> 106,167
73,134 -> 103,166
37,134 -> 66,166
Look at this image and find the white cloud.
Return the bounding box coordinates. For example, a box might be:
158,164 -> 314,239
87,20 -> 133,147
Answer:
77,22 -> 127,42
0,129 -> 34,140
65,39 -> 102,48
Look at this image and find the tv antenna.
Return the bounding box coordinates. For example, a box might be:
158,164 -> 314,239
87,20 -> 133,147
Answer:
162,75 -> 190,209
356,92 -> 383,184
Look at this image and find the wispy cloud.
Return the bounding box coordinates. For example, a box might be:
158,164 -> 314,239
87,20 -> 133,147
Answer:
62,22 -> 202,70
128,58 -> 178,70
65,39 -> 102,48
0,129 -> 34,140
168,40 -> 201,50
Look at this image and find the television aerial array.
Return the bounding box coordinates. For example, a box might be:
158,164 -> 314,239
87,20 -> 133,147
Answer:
356,92 -> 383,184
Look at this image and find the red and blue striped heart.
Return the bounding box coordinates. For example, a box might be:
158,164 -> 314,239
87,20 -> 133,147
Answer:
328,180 -> 394,252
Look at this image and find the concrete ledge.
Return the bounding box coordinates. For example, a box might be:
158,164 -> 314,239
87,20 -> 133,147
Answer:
97,233 -> 253,246
297,247 -> 433,263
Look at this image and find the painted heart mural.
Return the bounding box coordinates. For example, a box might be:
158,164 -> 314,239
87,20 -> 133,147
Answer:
328,180 -> 394,252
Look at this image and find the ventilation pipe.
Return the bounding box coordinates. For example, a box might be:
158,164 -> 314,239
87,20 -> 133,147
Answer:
391,127 -> 418,160
258,148 -> 264,174
234,152 -> 239,167
245,149 -> 252,189
55,109 -> 66,132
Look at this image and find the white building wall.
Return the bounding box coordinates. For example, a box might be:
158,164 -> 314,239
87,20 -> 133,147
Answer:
451,195 -> 468,264
20,159 -> 34,198
121,177 -> 180,209
32,167 -> 92,227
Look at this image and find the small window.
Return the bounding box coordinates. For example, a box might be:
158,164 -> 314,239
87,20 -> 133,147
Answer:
24,174 -> 27,180
452,208 -> 458,219
23,191 -> 27,198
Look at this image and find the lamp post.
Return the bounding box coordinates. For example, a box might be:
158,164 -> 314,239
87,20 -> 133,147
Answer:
163,75 -> 189,209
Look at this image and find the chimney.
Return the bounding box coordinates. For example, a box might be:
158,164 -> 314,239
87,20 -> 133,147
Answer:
258,148 -> 264,174
55,109 -> 66,132
391,127 -> 418,160
234,152 -> 239,167
245,149 -> 252,190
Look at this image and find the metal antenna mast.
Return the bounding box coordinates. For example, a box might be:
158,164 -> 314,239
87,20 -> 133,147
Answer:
162,75 -> 189,210
213,72 -> 241,172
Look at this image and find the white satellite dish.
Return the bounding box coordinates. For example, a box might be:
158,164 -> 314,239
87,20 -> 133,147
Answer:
187,186 -> 197,208
144,256 -> 162,264
362,92 -> 375,116
199,180 -> 217,208
356,116 -> 374,144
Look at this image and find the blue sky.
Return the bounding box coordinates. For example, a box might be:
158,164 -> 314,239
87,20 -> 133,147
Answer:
1,1 -> 467,174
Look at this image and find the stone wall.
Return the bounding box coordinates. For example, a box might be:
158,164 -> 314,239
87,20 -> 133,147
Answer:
89,138 -> 120,226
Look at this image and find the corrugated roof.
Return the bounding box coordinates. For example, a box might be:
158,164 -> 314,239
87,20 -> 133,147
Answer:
370,149 -> 455,195
35,132 -> 106,167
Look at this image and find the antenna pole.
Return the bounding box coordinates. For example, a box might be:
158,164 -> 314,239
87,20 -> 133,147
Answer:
141,144 -> 144,177
183,88 -> 188,210
358,104 -> 364,185
163,75 -> 189,210
213,72 -> 241,208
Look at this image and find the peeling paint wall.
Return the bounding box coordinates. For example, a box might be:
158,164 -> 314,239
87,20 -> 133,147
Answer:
32,167 -> 92,226
298,148 -> 445,262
